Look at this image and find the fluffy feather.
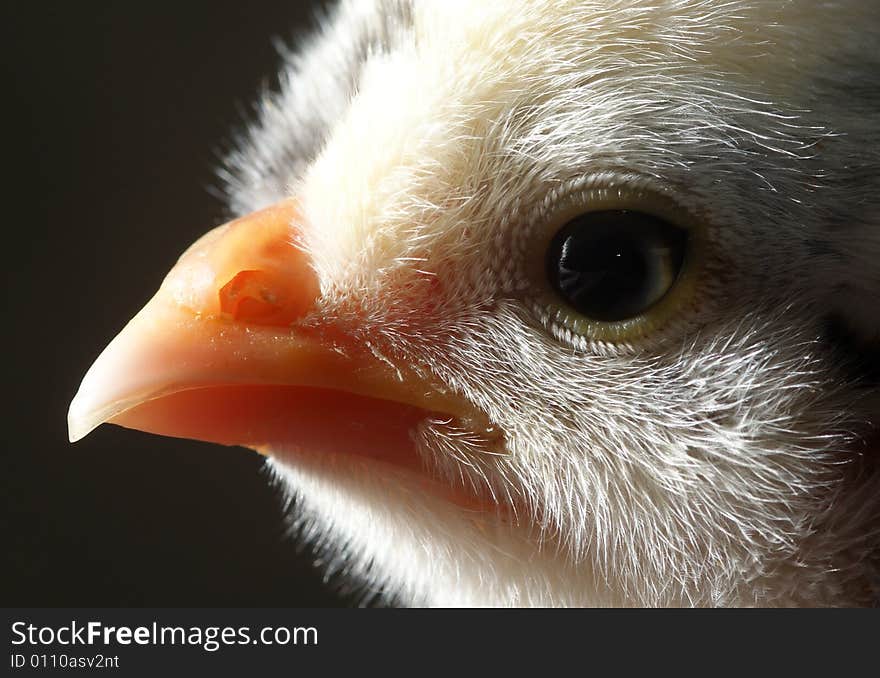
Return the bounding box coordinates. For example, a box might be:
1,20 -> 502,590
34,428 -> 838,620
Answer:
224,0 -> 879,606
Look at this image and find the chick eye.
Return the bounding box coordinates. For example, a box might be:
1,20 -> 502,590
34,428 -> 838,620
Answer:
546,210 -> 687,322
519,180 -> 706,348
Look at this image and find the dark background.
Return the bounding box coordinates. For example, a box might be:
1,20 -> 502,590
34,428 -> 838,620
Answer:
2,2 -> 361,606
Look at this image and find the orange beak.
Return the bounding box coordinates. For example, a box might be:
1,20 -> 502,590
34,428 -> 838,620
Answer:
67,200 -> 478,469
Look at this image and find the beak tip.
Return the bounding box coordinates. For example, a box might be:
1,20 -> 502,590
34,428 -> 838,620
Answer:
67,382 -> 108,443
67,400 -> 96,443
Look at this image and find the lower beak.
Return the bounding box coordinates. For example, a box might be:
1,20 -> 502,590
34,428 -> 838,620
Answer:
67,200 -> 478,469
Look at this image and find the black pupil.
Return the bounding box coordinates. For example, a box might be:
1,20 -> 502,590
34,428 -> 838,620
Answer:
546,210 -> 687,322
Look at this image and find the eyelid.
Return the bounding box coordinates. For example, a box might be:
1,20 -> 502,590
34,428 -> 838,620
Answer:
516,176 -> 710,352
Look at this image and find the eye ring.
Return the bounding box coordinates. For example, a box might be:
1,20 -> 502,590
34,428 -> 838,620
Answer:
519,176 -> 709,350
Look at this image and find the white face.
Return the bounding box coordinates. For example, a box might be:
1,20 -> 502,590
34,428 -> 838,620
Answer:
73,0 -> 880,606
226,0 -> 880,606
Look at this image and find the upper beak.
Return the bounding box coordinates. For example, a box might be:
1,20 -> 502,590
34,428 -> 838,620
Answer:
67,200 -> 478,468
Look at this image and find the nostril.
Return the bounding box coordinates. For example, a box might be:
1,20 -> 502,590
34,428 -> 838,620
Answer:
219,268 -> 313,326
183,198 -> 321,326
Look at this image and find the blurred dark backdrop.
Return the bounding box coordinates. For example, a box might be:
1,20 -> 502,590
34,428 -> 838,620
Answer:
2,2 -> 361,606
